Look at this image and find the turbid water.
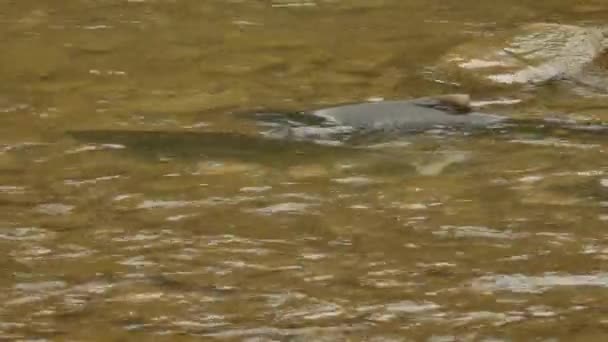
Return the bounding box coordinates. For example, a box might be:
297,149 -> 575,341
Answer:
1,1 -> 608,341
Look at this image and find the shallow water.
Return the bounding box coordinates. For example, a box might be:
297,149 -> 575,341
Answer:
1,0 -> 608,340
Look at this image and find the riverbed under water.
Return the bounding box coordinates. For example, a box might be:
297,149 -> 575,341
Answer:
1,0 -> 608,341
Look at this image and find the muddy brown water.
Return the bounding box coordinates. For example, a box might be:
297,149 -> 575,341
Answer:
1,1 -> 608,341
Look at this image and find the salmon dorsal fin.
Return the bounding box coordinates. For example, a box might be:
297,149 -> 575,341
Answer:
412,94 -> 471,114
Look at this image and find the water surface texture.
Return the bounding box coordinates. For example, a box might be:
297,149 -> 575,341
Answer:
1,1 -> 608,341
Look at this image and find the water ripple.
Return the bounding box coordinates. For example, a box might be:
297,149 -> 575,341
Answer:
249,202 -> 317,215
0,227 -> 54,241
434,225 -> 529,239
471,273 -> 608,293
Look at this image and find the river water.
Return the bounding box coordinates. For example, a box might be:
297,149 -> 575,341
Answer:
1,1 -> 608,340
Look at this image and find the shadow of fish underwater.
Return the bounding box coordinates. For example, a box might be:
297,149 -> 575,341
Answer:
67,130 -> 356,162
68,128 -> 488,177
67,129 -> 452,176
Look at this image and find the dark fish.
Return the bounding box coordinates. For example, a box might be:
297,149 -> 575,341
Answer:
250,94 -> 606,143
